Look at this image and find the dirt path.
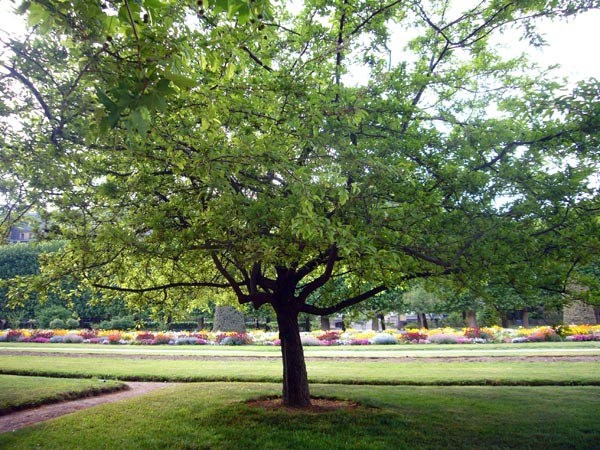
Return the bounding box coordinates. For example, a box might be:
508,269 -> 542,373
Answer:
0,382 -> 176,434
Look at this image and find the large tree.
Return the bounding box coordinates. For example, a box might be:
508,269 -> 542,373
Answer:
2,0 -> 600,406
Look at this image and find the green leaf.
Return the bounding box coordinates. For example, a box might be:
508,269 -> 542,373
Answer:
164,72 -> 197,89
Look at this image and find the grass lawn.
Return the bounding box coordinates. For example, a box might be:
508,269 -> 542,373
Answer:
0,375 -> 125,414
0,354 -> 598,385
2,341 -> 599,358
1,382 -> 599,449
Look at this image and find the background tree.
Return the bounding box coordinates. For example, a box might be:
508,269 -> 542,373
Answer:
402,283 -> 443,329
2,0 -> 600,407
0,241 -> 134,328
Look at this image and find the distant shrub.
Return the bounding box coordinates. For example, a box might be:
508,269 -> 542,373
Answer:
566,334 -> 600,341
428,334 -> 458,344
152,334 -> 172,345
300,335 -> 322,346
136,332 -> 155,341
190,332 -> 209,341
110,316 -> 136,331
63,333 -> 84,343
463,327 -> 495,340
31,330 -> 54,339
400,331 -> 427,343
349,339 -> 370,345
169,322 -> 198,332
216,332 -> 252,345
107,333 -> 122,344
49,318 -> 65,329
5,330 -> 24,342
317,331 -> 341,342
65,318 -> 80,329
78,329 -> 97,339
36,305 -> 72,328
175,337 -> 198,345
372,333 -> 398,345
527,327 -> 561,342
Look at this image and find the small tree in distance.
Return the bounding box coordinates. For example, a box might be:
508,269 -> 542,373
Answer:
1,0 -> 600,407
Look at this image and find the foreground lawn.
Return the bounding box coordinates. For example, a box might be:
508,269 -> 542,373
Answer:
0,375 -> 125,414
0,354 -> 598,385
1,383 -> 598,449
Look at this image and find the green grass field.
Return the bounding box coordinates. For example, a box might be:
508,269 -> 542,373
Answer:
0,354 -> 598,385
1,382 -> 599,449
0,375 -> 125,414
1,342 -> 599,449
1,340 -> 599,357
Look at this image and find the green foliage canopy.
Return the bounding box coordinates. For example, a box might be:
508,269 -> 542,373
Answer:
2,0 -> 600,405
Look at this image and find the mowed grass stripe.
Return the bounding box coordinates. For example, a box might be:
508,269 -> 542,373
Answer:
1,341 -> 599,358
0,355 -> 598,385
0,375 -> 126,414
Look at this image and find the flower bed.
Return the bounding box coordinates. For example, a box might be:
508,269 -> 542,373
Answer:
0,324 -> 599,346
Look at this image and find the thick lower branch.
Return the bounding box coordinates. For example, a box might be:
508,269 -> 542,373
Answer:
300,285 -> 387,316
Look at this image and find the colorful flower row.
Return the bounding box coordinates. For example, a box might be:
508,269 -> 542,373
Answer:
1,325 -> 599,345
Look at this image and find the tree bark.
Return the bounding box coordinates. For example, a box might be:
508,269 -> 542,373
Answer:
378,313 -> 386,331
521,309 -> 529,328
371,317 -> 379,331
320,316 -> 330,331
418,312 -> 428,329
276,306 -> 311,407
465,310 -> 477,328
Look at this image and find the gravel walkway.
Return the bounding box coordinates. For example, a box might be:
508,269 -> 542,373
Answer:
0,382 -> 176,433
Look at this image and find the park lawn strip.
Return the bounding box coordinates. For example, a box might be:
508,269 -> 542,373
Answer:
1,341 -> 599,358
0,375 -> 126,415
1,382 -> 599,449
0,355 -> 598,386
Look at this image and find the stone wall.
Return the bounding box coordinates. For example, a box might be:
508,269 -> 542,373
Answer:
563,300 -> 598,325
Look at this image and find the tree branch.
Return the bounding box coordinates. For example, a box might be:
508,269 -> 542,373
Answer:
92,280 -> 231,293
211,252 -> 247,301
241,46 -> 273,72
297,246 -> 338,304
300,285 -> 387,315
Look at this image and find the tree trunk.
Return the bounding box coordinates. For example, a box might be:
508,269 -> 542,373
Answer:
465,310 -> 477,328
320,316 -> 330,331
276,307 -> 311,407
521,309 -> 529,328
371,317 -> 379,331
379,314 -> 386,331
418,312 -> 428,329
197,317 -> 205,330
594,307 -> 600,325
305,316 -> 311,332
